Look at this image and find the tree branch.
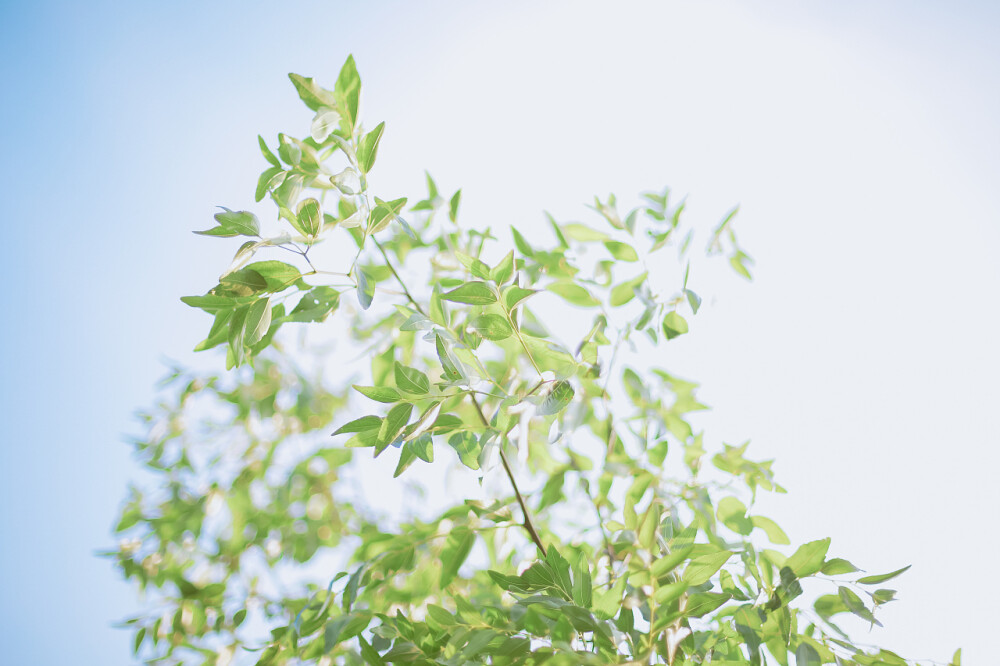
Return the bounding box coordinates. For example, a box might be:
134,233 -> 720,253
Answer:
470,394 -> 547,556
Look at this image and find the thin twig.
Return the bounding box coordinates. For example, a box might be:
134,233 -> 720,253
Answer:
373,238 -> 426,316
470,394 -> 547,556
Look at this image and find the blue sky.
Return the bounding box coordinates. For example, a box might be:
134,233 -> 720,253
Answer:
1,1 -> 998,663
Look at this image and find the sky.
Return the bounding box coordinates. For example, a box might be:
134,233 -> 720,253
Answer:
1,1 -> 998,664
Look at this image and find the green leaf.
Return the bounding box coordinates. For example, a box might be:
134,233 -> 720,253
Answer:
295,198 -> 322,237
603,241 -> 638,262
207,208 -> 260,237
651,546 -> 694,578
357,121 -> 385,174
785,538 -> 831,577
324,613 -> 371,651
511,226 -> 534,256
243,260 -> 303,292
682,550 -> 732,585
258,135 -> 280,167
376,403 -> 413,454
662,311 -> 689,340
609,272 -> 647,307
751,515 -> 790,545
562,223 -> 609,242
502,286 -> 537,311
333,415 -> 382,435
655,582 -> 689,606
821,557 -> 859,576
352,385 -> 401,403
592,575 -> 626,620
356,266 -> 375,310
717,497 -> 753,536
856,565 -> 910,585
536,381 -> 574,415
548,281 -> 600,307
278,136 -> 301,166
469,314 -> 513,341
448,432 -> 481,469
440,528 -> 475,587
838,586 -> 881,625
357,636 -> 385,666
256,166 -> 283,202
368,196 -> 407,234
454,252 -> 492,279
435,334 -> 464,381
288,73 -> 336,111
219,268 -> 268,296
243,297 -> 272,347
795,642 -> 822,666
490,251 -> 515,285
334,55 -> 361,131
287,286 -> 339,323
730,250 -> 754,280
448,189 -> 461,223
442,281 -> 497,305
684,288 -> 702,314
394,362 -> 429,395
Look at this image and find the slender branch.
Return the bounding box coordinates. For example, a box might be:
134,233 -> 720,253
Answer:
470,394 -> 547,556
374,238 -> 426,316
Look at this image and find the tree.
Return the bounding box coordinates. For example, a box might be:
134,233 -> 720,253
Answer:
111,55 -> 957,666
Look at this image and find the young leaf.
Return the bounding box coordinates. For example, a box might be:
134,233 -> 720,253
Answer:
856,565 -> 910,585
296,198 -> 323,237
785,538 -> 831,577
442,282 -> 497,305
750,515 -> 790,545
435,334 -> 463,381
440,528 -> 475,587
209,208 -> 260,237
821,558 -> 860,576
356,267 -> 375,310
609,272 -> 647,307
287,286 -> 339,323
662,311 -> 689,340
448,189 -> 461,223
515,222 -> 547,254
469,314 -> 513,341
548,281 -> 600,308
352,385 -> 400,403
453,252 -> 491,281
448,432 -> 482,469
357,121 -> 385,174
684,288 -> 702,314
536,381 -> 574,415
258,135 -> 280,167
603,240 -> 638,262
394,362 -> 429,395
502,286 -> 537,311
243,297 -> 272,347
334,55 -> 361,131
255,166 -> 283,202
376,403 -> 413,454
333,415 -> 382,435
682,551 -> 732,585
243,261 -> 302,292
288,73 -> 337,111
490,251 -> 515,285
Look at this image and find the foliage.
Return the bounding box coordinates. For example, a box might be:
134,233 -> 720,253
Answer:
111,56 -> 957,666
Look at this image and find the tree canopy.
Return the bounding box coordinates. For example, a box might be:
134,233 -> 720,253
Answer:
111,55 -> 957,666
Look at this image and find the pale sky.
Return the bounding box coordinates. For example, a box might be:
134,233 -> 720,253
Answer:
1,1 -> 997,663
